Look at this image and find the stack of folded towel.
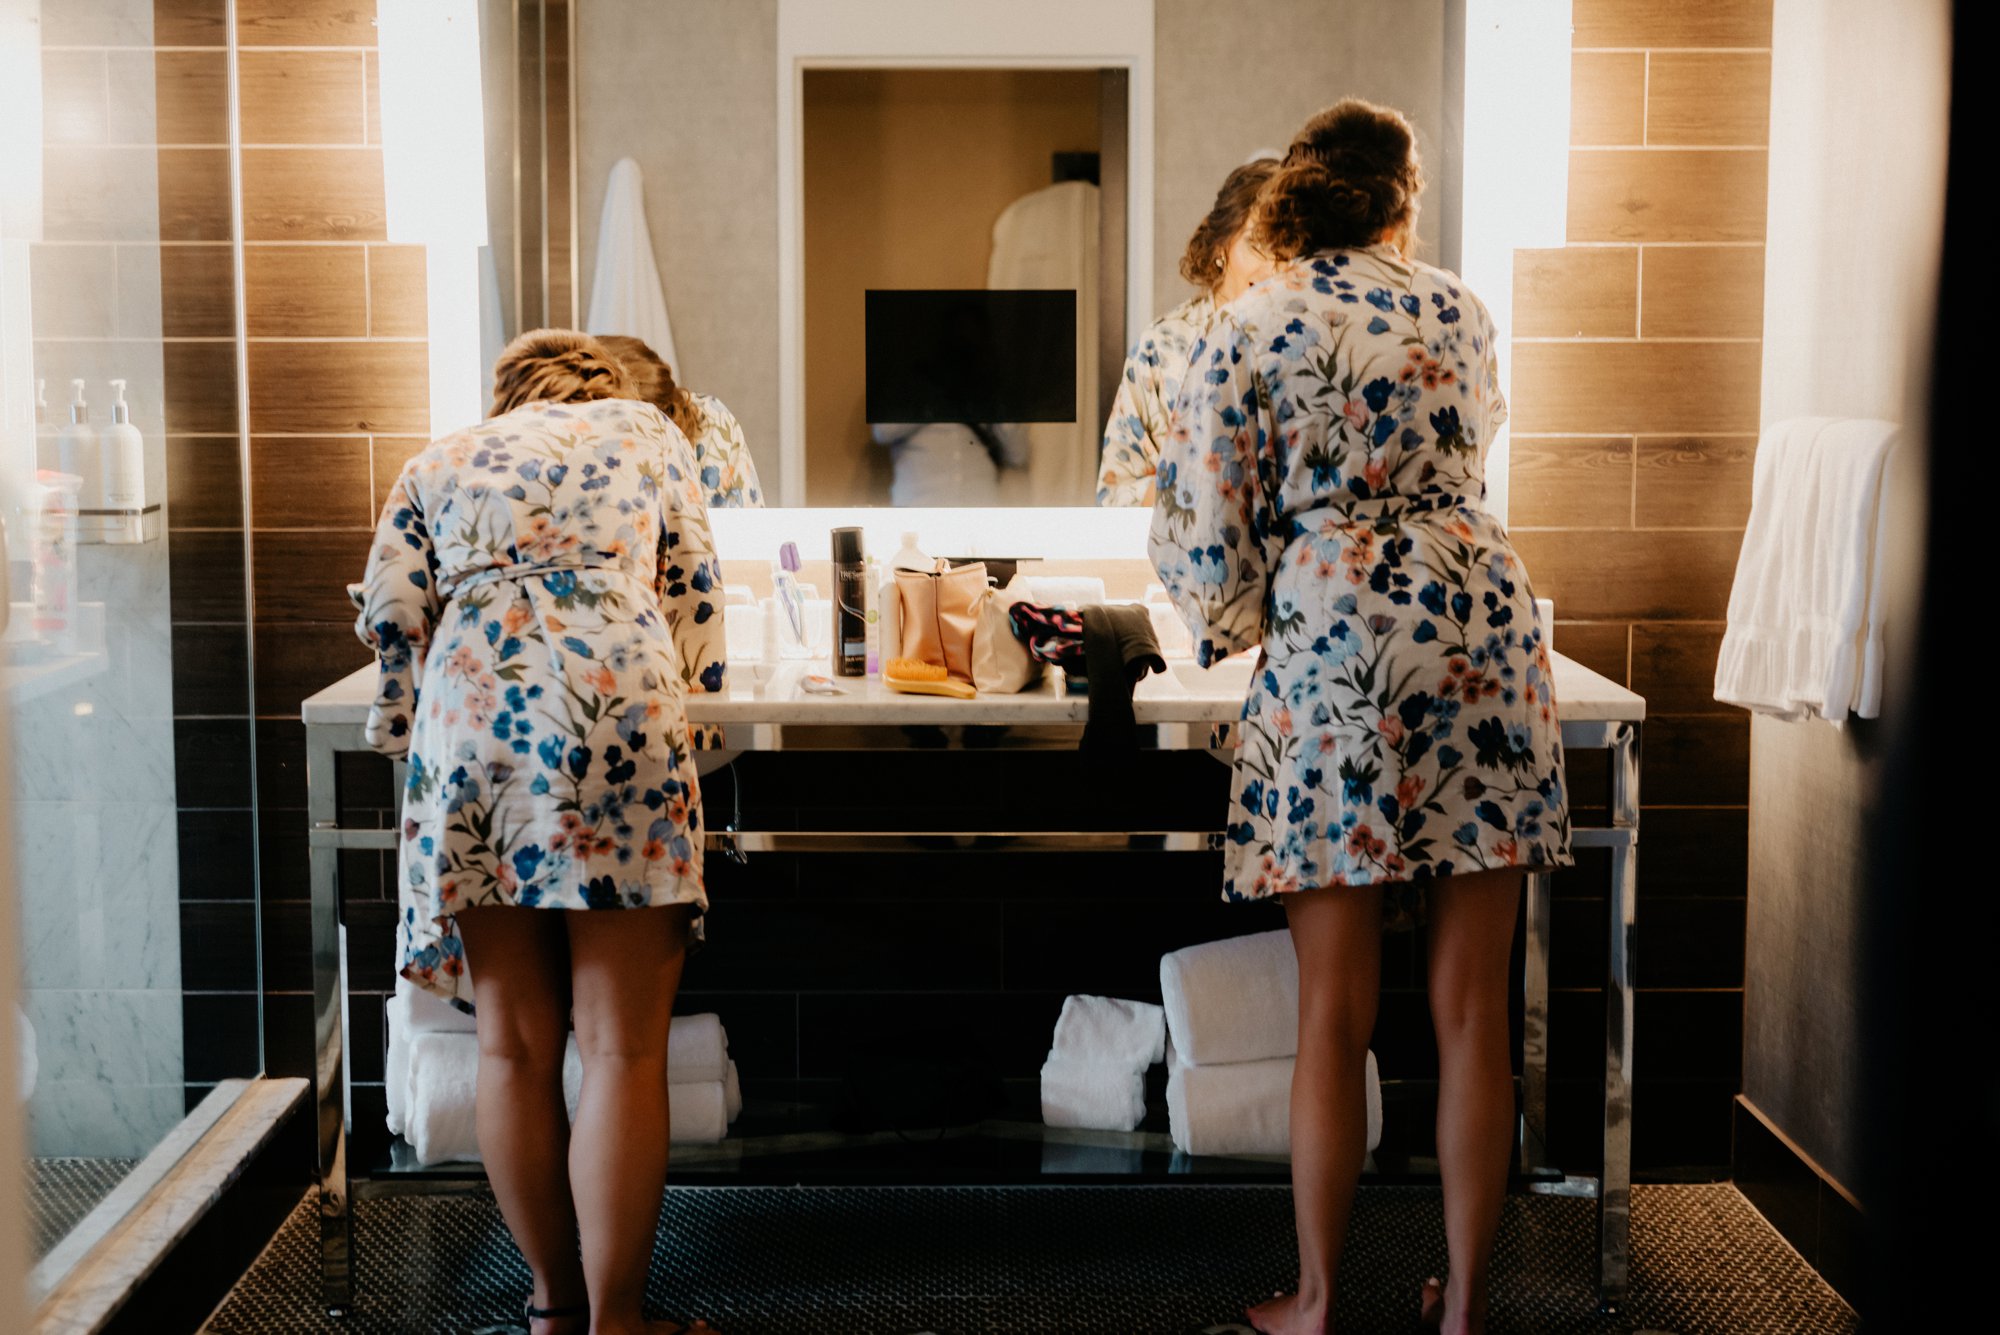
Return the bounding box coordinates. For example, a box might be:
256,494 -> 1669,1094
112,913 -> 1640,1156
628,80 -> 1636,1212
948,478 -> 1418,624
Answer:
385,978 -> 742,1167
1039,994 -> 1167,1133
1160,930 -> 1382,1157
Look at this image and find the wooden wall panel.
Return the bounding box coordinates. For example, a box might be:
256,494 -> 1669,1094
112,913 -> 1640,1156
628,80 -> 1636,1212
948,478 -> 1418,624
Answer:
249,437 -> 375,528
235,0 -> 378,48
1509,437 -> 1632,527
1511,341 -> 1762,435
1570,52 -> 1644,146
1567,150 -> 1770,244
1515,247 -> 1638,338
1641,246 -> 1766,339
159,244 -> 237,338
366,246 -> 428,338
1512,530 -> 1740,621
240,148 -> 387,241
1571,0 -> 1773,49
1634,437 -> 1757,527
246,340 -> 428,434
1631,623 -> 1731,715
238,51 -> 368,146
242,247 -> 368,336
1648,53 -> 1773,146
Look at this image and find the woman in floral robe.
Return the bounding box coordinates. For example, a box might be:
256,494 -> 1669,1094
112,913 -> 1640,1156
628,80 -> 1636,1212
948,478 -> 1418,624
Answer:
1150,103 -> 1570,1335
598,333 -> 763,508
1098,156 -> 1279,506
351,330 -> 724,1333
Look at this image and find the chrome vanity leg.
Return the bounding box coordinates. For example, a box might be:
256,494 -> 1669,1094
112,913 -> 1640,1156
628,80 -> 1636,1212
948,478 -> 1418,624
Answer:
1598,721 -> 1641,1311
1520,871 -> 1552,1173
308,726 -> 352,1317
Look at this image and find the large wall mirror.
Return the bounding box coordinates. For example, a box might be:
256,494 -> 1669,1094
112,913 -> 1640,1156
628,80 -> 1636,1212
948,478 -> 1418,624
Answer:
485,0 -> 1462,511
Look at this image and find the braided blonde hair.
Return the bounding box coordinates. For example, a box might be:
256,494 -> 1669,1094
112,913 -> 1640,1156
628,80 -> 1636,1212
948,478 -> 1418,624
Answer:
489,328 -> 635,417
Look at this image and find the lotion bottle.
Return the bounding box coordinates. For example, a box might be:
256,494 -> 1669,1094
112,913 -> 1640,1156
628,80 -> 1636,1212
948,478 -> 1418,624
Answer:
57,380 -> 100,523
35,379 -> 59,472
101,379 -> 146,543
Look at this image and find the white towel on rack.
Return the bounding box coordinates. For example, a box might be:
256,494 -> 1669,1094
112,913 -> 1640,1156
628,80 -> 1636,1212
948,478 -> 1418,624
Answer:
1714,417 -> 1901,722
1165,1045 -> 1381,1158
585,157 -> 678,369
1049,995 -> 1166,1070
1159,930 -> 1299,1067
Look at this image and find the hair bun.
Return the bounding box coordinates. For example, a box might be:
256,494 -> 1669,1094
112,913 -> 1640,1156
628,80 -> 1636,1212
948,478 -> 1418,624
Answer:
1255,98 -> 1423,260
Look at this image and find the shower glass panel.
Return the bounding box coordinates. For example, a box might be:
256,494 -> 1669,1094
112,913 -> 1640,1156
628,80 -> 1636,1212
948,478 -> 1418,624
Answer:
1,0 -> 262,1282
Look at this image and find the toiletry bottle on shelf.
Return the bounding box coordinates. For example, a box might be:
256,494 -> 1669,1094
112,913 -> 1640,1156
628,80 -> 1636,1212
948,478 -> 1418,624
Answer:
770,540 -> 814,659
30,471 -> 82,654
863,553 -> 882,676
57,380 -> 101,529
831,526 -> 867,677
889,531 -> 928,572
101,379 -> 146,544
35,379 -> 58,472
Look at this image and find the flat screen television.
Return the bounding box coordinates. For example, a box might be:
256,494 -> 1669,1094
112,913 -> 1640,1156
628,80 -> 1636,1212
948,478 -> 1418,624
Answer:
864,289 -> 1077,424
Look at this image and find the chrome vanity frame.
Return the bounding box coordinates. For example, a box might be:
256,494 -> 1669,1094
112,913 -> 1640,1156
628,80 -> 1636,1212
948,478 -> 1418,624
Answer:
303,663 -> 1643,1316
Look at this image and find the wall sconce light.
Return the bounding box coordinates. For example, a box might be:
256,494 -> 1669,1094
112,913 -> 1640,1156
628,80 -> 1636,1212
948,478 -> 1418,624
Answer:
378,0 -> 489,439
1458,0 -> 1572,524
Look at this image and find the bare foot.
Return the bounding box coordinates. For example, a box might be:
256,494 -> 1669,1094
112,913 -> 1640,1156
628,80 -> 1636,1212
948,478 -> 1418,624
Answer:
1420,1276 -> 1446,1327
1245,1290 -> 1328,1335
1417,1275 -> 1486,1335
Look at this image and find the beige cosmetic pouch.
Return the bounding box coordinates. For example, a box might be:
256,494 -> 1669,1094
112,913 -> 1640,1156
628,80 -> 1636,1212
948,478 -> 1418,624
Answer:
895,561 -> 986,682
972,577 -> 1043,694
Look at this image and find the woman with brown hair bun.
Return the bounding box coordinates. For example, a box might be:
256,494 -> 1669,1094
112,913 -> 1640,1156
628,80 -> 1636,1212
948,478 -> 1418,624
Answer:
1097,155 -> 1280,506
352,328 -> 724,1334
597,334 -> 764,508
1150,100 -> 1570,1335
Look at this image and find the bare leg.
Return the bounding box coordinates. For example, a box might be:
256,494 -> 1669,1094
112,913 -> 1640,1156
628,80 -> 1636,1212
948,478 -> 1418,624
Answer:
455,908 -> 586,1335
1247,883 -> 1384,1335
1421,869 -> 1524,1335
567,906 -> 695,1335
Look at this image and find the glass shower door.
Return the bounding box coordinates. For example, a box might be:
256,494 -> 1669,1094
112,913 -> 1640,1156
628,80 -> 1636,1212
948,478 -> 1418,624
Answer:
1,0 -> 262,1283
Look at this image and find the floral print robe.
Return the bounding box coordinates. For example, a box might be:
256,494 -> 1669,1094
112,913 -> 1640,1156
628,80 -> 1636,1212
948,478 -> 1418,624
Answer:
351,397 -> 726,1007
1098,293 -> 1213,507
1150,246 -> 1570,918
688,391 -> 763,508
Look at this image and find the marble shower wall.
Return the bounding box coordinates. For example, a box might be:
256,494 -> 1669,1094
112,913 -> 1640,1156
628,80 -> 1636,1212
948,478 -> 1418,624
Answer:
10,0 -> 191,1158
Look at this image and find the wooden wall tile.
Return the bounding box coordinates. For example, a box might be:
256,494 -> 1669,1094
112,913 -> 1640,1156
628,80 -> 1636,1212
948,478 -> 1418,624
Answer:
364,51 -> 380,145
1641,246 -> 1766,339
238,51 -> 367,146
240,148 -> 387,241
1571,52 -> 1644,146
243,246 -> 368,336
172,623 -> 252,715
154,0 -> 230,47
1567,150 -> 1769,244
252,530 -> 375,623
1647,53 -> 1772,146
30,244 -> 116,338
1552,621 -> 1630,686
1631,622 -> 1729,714
1511,530 -> 1740,620
371,436 -> 429,513
1572,0 -> 1772,49
147,50 -> 230,145
1510,437 -> 1632,527
165,436 -> 245,529
1511,342 -> 1761,435
1634,436 -> 1757,527
159,244 -> 237,338
1640,808 -> 1747,897
236,0 -> 379,47
255,623 -> 372,717
158,148 -> 234,241
250,437 -> 375,528
168,530 -> 248,622
163,339 -> 240,434
1514,247 -> 1637,338
1643,715 -> 1750,805
247,340 -> 429,434
42,50 -> 108,144
367,246 -> 428,337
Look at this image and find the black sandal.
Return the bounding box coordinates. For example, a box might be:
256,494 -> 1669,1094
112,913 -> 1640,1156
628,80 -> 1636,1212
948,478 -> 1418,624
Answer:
467,1299 -> 589,1335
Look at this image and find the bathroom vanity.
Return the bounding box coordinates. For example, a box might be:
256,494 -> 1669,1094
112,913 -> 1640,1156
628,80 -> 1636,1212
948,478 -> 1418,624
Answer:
301,649 -> 1643,1312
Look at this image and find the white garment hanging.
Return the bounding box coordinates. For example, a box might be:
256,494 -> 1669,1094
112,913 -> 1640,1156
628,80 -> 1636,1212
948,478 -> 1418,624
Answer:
586,157 -> 678,369
986,180 -> 1100,506
1713,416 -> 1901,723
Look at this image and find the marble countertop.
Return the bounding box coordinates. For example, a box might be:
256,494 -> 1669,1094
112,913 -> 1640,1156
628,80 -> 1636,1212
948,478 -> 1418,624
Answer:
304,649 -> 1643,728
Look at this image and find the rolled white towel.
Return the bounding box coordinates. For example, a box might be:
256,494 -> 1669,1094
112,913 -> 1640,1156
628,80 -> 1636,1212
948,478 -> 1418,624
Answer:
665,1011 -> 730,1084
1050,994 -> 1166,1070
725,1059 -> 742,1124
399,974 -> 476,1034
1165,1047 -> 1381,1158
405,1031 -> 732,1165
1039,1054 -> 1147,1132
1159,930 -> 1298,1067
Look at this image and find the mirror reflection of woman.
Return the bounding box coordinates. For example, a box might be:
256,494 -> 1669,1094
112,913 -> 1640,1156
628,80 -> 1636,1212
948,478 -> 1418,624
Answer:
351,331 -> 725,1335
598,334 -> 764,508
1149,102 -> 1572,1335
1096,155 -> 1280,506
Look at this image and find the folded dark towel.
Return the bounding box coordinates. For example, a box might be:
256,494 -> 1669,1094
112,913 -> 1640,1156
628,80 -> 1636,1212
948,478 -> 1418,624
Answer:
1080,604 -> 1166,752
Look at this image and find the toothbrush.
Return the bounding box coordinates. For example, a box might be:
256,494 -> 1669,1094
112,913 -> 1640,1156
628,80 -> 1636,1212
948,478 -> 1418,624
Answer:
777,541 -> 808,648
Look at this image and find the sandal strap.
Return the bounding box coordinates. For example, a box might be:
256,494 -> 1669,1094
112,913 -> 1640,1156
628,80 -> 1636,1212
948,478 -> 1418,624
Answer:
525,1300 -> 590,1319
